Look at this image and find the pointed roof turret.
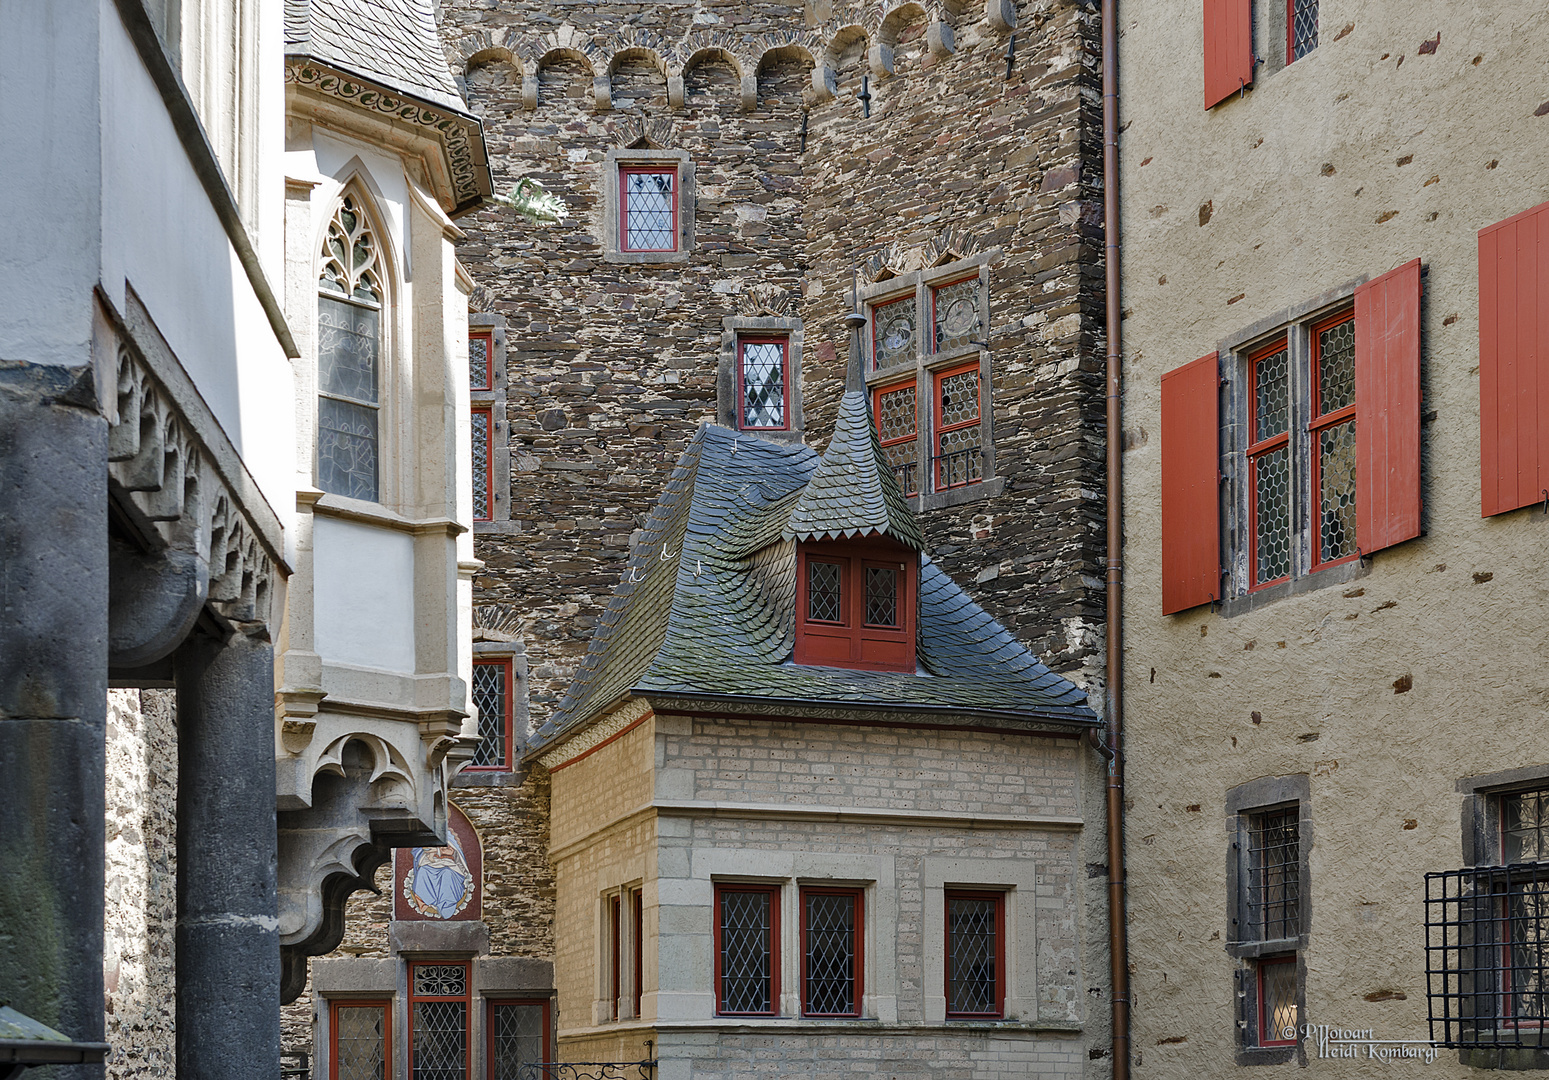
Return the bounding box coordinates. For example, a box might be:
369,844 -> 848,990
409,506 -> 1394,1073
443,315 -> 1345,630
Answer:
785,301 -> 924,549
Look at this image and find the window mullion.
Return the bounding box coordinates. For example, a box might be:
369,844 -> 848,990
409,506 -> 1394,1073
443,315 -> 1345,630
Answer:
1287,323 -> 1313,578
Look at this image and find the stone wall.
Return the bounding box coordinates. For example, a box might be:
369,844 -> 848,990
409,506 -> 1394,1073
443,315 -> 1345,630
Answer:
103,689 -> 177,1080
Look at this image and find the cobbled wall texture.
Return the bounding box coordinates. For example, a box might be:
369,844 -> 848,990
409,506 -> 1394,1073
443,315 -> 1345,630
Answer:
103,689 -> 177,1080
436,0 -> 1109,721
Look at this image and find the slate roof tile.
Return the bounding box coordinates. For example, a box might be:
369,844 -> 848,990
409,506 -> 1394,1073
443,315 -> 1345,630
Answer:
285,0 -> 468,115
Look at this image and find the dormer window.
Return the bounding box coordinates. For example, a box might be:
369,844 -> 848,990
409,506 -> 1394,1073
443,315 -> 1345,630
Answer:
794,538 -> 916,672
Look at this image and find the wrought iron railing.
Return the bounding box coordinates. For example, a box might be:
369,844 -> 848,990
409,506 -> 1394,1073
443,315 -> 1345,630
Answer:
891,460 -> 919,497
931,448 -> 984,491
518,1061 -> 657,1080
1425,864 -> 1549,1048
280,1051 -> 311,1080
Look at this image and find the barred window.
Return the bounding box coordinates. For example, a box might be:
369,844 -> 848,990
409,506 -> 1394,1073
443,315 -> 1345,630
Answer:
945,890 -> 1003,1018
1249,807 -> 1300,941
409,962 -> 470,1080
803,888 -> 862,1017
716,885 -> 779,1016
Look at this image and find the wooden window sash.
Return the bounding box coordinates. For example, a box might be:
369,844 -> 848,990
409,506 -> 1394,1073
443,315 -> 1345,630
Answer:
872,379 -> 919,496
1246,338 -> 1291,591
469,330 -> 494,391
735,336 -> 790,432
487,998 -> 551,1080
618,167 -> 678,253
714,883 -> 781,1016
944,889 -> 1005,1019
406,961 -> 472,1080
329,999 -> 391,1080
931,359 -> 983,492
466,657 -> 514,771
799,886 -> 864,1018
1307,311 -> 1359,572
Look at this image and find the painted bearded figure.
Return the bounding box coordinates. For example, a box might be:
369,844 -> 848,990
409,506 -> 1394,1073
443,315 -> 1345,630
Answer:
405,828 -> 472,919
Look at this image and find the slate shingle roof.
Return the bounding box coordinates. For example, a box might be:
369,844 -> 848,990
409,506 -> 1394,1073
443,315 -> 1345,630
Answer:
285,0 -> 468,115
533,425 -> 1098,757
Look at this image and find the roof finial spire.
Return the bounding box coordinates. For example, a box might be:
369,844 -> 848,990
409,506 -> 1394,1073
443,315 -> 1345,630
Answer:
844,268 -> 866,393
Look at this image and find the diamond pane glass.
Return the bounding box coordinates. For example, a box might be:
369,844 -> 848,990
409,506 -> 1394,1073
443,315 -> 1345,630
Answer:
1317,418 -> 1357,564
807,560 -> 842,624
936,427 -> 983,489
1250,808 -> 1300,941
865,566 -> 898,627
933,278 -> 982,352
335,1006 -> 387,1080
1253,445 -> 1290,585
878,384 -> 917,442
318,398 -> 379,501
947,896 -> 998,1015
719,891 -> 772,1013
469,335 -> 491,391
740,342 -> 786,428
1254,347 -> 1289,443
938,369 -> 980,427
623,170 -> 675,251
472,409 -> 491,521
412,1000 -> 466,1080
1505,791 -> 1549,864
490,1003 -> 544,1080
804,893 -> 857,1015
1317,319 -> 1355,415
873,298 -> 917,369
414,965 -> 468,997
469,662 -> 507,768
1291,0 -> 1319,60
319,297 -> 379,404
1259,960 -> 1299,1044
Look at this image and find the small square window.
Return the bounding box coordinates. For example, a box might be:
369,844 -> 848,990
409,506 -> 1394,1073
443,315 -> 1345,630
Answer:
802,887 -> 863,1018
737,338 -> 789,431
468,658 -> 512,770
715,884 -> 780,1016
620,168 -> 677,252
945,890 -> 1004,1018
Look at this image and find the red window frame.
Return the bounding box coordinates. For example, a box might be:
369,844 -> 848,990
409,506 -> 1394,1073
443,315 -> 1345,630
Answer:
800,886 -> 864,1018
944,889 -> 1005,1019
471,406 -> 494,523
608,893 -> 621,1021
618,166 -> 678,253
487,998 -> 551,1080
1307,310 -> 1359,572
1285,0 -> 1316,65
466,657 -> 514,771
735,336 -> 790,431
931,360 -> 984,492
407,961 -> 472,1078
929,275 -> 981,354
631,887 -> 644,1019
470,330 -> 494,391
713,883 -> 781,1017
793,540 -> 916,672
329,999 -> 391,1080
1256,955 -> 1299,1045
873,379 -> 919,496
1246,336 -> 1291,591
870,294 -> 917,370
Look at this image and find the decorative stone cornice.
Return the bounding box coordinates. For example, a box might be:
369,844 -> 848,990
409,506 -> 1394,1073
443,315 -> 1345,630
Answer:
538,697 -> 654,772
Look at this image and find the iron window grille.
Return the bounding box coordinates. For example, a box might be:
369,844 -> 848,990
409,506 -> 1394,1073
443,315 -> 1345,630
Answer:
468,659 -> 512,770
489,999 -> 550,1080
1249,807 -> 1301,942
330,1000 -> 390,1080
873,380 -> 919,496
472,406 -> 494,523
932,362 -> 983,491
736,337 -> 789,431
409,961 -> 471,1080
715,884 -> 780,1016
619,168 -> 677,253
1288,0 -> 1318,63
945,890 -> 1004,1018
801,887 -> 863,1017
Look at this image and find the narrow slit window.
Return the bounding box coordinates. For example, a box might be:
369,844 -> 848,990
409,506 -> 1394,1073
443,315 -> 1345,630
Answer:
1310,315 -> 1357,569
469,331 -> 493,391
471,406 -> 493,523
1248,340 -> 1292,588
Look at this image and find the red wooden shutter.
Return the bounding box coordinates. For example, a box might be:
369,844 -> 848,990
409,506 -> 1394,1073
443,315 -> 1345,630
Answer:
1353,258 -> 1423,553
1161,353 -> 1221,614
1203,0 -> 1253,109
1479,201 -> 1549,517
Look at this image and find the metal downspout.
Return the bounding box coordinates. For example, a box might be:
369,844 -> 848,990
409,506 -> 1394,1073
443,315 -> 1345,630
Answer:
1101,0 -> 1132,1077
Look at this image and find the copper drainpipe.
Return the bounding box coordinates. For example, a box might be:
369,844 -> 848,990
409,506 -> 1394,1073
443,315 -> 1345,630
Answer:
1100,0 -> 1132,1077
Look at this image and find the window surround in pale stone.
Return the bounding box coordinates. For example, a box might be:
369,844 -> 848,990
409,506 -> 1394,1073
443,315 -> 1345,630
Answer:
717,316 -> 805,442
601,148 -> 694,265
470,313 -> 516,536
920,856 -> 1035,1024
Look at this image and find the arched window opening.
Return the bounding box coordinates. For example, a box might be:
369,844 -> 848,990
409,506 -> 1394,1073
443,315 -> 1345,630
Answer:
317,193 -> 384,501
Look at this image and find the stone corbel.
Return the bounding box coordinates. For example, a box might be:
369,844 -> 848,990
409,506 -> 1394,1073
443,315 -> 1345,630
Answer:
811,65 -> 837,104
987,0 -> 1016,32
740,73 -> 758,111
108,540 -> 207,669
928,20 -> 956,58
667,73 -> 685,108
593,75 -> 612,111
868,43 -> 895,79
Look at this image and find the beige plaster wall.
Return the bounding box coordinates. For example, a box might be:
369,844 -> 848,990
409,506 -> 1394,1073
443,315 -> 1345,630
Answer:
1119,0 -> 1549,1073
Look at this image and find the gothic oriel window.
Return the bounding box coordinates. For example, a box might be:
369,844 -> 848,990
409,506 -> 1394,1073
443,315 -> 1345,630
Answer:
317,193 -> 384,501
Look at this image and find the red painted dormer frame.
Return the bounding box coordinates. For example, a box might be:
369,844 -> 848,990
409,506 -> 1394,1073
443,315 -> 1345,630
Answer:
794,537 -> 917,672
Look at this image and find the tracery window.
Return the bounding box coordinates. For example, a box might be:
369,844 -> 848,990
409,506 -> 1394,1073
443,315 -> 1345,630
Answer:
317,193 -> 384,501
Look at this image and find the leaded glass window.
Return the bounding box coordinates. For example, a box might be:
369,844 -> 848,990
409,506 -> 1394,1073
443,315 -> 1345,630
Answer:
946,892 -> 1001,1017
934,365 -> 983,490
1311,317 -> 1357,567
1289,0 -> 1318,62
933,277 -> 982,353
410,963 -> 469,1080
803,889 -> 860,1016
470,331 -> 492,391
332,1002 -> 389,1080
739,339 -> 787,429
621,168 -> 676,252
717,886 -> 777,1015
864,565 -> 898,627
317,194 -> 383,501
1257,957 -> 1299,1045
489,1001 -> 547,1080
1249,807 -> 1300,941
874,381 -> 918,496
471,407 -> 492,522
469,660 -> 509,769
1501,791 -> 1549,1024
1249,342 -> 1292,587
807,560 -> 843,624
873,296 -> 917,369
